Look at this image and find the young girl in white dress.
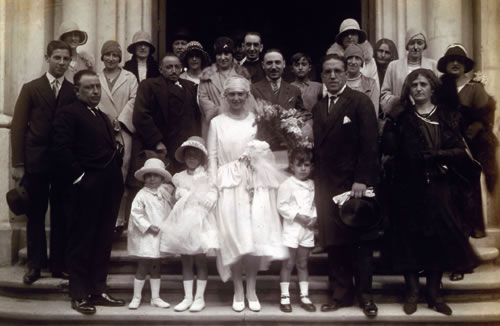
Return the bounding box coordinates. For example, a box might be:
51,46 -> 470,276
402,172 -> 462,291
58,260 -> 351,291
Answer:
160,136 -> 219,312
278,147 -> 317,313
127,158 -> 173,310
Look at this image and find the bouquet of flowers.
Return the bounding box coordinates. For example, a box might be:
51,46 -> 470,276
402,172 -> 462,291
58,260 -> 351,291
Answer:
254,100 -> 313,151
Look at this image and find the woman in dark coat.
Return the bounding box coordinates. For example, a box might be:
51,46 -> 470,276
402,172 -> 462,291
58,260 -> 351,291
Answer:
124,31 -> 160,83
386,68 -> 479,316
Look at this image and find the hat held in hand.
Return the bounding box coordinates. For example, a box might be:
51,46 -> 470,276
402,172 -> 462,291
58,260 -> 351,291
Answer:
339,197 -> 381,230
6,184 -> 30,216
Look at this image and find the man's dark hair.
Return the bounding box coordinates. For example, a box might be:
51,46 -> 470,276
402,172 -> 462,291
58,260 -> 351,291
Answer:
244,31 -> 262,42
46,40 -> 71,57
320,53 -> 346,72
161,52 -> 180,62
74,70 -> 97,87
263,48 -> 284,59
291,52 -> 312,65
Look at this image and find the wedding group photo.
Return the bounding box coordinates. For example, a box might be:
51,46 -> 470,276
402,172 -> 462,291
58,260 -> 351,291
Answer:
0,0 -> 500,325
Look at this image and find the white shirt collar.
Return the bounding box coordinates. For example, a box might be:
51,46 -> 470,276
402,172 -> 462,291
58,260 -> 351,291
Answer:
266,76 -> 281,88
327,84 -> 346,98
46,72 -> 65,85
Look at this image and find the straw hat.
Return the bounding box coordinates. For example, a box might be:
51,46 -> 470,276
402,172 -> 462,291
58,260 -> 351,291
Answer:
180,41 -> 211,67
58,21 -> 88,46
335,18 -> 367,45
134,158 -> 172,182
127,31 -> 156,54
174,136 -> 208,163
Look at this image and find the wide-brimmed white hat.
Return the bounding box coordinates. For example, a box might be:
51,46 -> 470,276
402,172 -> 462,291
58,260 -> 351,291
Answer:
58,21 -> 88,46
335,18 -> 367,45
134,158 -> 172,182
174,136 -> 208,163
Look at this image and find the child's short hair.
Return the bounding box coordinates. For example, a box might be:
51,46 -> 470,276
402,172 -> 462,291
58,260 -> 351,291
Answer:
289,147 -> 313,165
291,52 -> 312,66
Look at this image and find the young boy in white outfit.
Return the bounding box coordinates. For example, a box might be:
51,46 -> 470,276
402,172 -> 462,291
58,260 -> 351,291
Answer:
278,148 -> 317,313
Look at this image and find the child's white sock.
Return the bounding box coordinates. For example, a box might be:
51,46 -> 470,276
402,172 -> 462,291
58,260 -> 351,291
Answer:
174,280 -> 193,312
150,278 -> 170,308
299,281 -> 312,304
280,282 -> 290,304
190,280 -> 207,312
128,278 -> 145,309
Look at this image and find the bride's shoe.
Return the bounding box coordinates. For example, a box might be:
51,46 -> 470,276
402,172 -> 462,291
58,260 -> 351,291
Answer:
247,295 -> 261,312
232,296 -> 245,312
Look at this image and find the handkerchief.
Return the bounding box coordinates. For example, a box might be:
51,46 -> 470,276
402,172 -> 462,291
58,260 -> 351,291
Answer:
343,116 -> 351,124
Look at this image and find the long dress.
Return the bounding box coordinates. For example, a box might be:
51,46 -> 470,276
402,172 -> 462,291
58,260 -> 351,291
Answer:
389,107 -> 480,272
207,112 -> 288,280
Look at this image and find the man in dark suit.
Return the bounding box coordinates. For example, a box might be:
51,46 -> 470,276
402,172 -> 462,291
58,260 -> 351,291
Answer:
51,70 -> 125,314
10,40 -> 76,284
133,53 -> 201,174
240,31 -> 266,83
251,49 -> 305,111
312,54 -> 379,318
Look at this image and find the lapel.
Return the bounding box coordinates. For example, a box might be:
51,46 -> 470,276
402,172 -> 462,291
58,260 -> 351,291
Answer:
111,70 -> 128,96
277,81 -> 293,106
35,75 -> 56,108
317,87 -> 353,147
57,79 -> 75,106
98,74 -> 117,110
167,79 -> 185,101
255,80 -> 274,103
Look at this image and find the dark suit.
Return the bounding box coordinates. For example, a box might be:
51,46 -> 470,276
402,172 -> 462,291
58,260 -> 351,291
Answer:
51,100 -> 123,300
312,86 -> 379,304
251,79 -> 305,111
132,76 -> 201,174
10,74 -> 76,272
242,59 -> 265,83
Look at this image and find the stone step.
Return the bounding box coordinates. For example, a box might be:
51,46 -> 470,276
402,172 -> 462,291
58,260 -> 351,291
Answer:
2,265 -> 500,303
0,293 -> 499,326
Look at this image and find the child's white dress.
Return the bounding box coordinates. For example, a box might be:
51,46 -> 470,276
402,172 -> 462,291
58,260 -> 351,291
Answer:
277,176 -> 317,248
160,166 -> 219,255
128,184 -> 172,258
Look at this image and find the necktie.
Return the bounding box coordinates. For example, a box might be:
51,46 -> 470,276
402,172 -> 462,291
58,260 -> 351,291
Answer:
90,107 -> 99,116
328,95 -> 337,115
175,81 -> 183,88
271,81 -> 279,95
52,79 -> 59,98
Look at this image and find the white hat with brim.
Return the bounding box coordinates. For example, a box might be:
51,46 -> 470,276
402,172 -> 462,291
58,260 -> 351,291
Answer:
134,158 -> 172,182
174,136 -> 208,163
335,18 -> 367,45
58,21 -> 88,46
127,31 -> 156,54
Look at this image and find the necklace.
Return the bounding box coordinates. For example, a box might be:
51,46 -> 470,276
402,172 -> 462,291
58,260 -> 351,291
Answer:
414,105 -> 439,125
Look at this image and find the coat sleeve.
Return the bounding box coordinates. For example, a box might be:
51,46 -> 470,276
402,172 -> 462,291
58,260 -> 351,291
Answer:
132,80 -> 164,149
130,193 -> 152,234
369,78 -> 380,118
277,180 -> 298,221
354,96 -> 379,186
118,73 -> 138,134
198,80 -> 220,123
207,119 -> 218,184
380,61 -> 400,116
10,84 -> 31,167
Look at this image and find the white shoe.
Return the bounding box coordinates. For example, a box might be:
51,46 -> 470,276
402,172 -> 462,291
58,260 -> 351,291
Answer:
232,295 -> 245,312
174,297 -> 193,312
128,297 -> 141,309
189,296 -> 206,312
151,297 -> 170,308
247,296 -> 261,312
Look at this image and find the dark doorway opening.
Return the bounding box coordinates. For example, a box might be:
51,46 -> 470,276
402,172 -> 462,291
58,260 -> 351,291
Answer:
165,0 -> 362,66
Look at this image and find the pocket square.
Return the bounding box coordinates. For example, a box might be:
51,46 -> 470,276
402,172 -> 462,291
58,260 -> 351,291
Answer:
343,116 -> 352,124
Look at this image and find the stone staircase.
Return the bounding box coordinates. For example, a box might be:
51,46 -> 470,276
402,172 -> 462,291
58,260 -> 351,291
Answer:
2,233 -> 500,325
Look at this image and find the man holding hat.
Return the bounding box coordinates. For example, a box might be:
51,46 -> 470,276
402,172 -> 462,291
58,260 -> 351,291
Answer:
380,28 -> 438,117
10,40 -> 76,284
326,18 -> 379,86
198,36 -> 250,139
312,53 -> 379,318
124,31 -> 160,83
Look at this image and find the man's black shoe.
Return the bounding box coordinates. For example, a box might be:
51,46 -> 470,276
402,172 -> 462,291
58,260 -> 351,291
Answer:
71,299 -> 96,315
320,300 -> 351,312
23,268 -> 41,285
90,293 -> 126,306
360,300 -> 378,318
52,271 -> 69,280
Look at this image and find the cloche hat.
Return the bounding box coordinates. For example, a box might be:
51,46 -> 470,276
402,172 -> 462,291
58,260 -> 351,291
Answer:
58,21 -> 88,46
214,36 -> 234,54
335,18 -> 367,45
134,158 -> 172,182
437,43 -> 474,74
174,136 -> 208,163
180,41 -> 211,67
344,44 -> 364,60
405,28 -> 427,50
127,31 -> 156,54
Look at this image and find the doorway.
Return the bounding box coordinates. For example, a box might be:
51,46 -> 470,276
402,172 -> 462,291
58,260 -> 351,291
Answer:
160,0 -> 370,67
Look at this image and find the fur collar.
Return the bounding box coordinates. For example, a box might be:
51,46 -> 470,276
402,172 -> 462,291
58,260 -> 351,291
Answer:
200,62 -> 250,81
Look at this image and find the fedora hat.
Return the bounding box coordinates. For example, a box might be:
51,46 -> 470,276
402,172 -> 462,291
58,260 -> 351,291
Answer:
6,184 -> 30,216
437,43 -> 474,74
336,18 -> 367,45
134,158 -> 172,183
339,197 -> 381,230
180,41 -> 211,67
58,21 -> 88,46
175,136 -> 208,163
127,31 -> 156,54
